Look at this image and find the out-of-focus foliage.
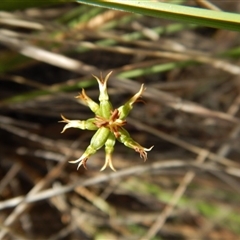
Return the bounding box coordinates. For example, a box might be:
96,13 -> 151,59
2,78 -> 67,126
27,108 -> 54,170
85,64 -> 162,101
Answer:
0,0 -> 73,11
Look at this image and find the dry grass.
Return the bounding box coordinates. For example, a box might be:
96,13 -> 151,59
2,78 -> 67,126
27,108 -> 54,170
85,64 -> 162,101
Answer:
0,1 -> 240,239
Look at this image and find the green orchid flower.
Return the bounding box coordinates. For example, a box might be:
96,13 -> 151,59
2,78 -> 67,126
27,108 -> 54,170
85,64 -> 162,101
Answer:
60,72 -> 153,171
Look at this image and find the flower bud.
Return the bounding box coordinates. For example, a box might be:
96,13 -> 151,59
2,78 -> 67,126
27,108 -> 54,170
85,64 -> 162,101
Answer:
118,127 -> 153,161
60,115 -> 97,133
118,84 -> 145,120
93,71 -> 113,118
60,72 -> 153,171
90,126 -> 110,150
101,132 -> 116,171
69,127 -> 110,169
76,89 -> 100,115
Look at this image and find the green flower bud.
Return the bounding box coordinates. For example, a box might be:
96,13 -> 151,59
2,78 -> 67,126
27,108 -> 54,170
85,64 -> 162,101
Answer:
93,71 -> 113,118
60,115 -> 97,132
69,127 -> 110,169
90,126 -> 110,150
118,84 -> 145,120
76,89 -> 100,115
118,127 -> 153,161
60,71 -> 153,171
101,132 -> 116,171
93,71 -> 112,102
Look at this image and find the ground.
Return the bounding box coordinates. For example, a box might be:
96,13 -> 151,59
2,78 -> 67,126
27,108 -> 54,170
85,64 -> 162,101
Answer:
0,1 -> 240,239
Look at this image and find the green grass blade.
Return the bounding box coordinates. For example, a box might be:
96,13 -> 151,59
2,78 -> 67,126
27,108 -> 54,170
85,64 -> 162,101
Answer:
77,0 -> 240,32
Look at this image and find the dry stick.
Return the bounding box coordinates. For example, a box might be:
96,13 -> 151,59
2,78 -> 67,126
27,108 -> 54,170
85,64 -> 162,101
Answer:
127,118 -> 239,168
3,28 -> 240,75
195,0 -> 222,11
0,139 -> 81,239
0,80 -> 239,236
110,78 -> 240,124
0,29 -> 239,236
74,186 -> 115,216
0,18 -> 44,30
0,225 -> 26,240
0,115 -> 39,129
1,28 -> 240,127
75,42 -> 240,75
0,32 -> 239,125
0,160 -> 218,210
0,33 -> 98,75
0,162 -> 66,238
0,164 -> 21,193
0,159 -> 238,211
0,123 -> 85,160
141,93 -> 240,240
48,224 -> 76,240
141,152 -> 208,240
76,10 -> 128,30
0,159 -> 239,210
1,118 -> 238,189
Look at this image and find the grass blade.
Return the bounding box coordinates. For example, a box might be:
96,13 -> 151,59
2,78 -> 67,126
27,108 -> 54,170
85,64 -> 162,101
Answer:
77,0 -> 240,31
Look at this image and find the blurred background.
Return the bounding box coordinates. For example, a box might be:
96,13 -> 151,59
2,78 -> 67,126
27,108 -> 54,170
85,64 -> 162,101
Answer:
0,1 -> 240,239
